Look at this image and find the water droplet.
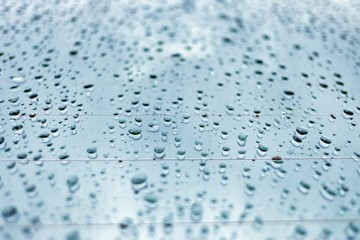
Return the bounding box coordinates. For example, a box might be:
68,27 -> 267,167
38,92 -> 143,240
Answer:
131,173 -> 148,192
319,136 -> 332,148
190,203 -> 203,222
163,214 -> 173,234
294,225 -> 307,239
320,182 -> 337,201
144,192 -> 158,208
148,121 -> 160,132
67,175 -> 80,193
174,137 -> 182,147
128,128 -> 142,140
245,183 -> 256,196
298,181 -> 311,194
295,126 -> 308,138
342,108 -> 354,119
177,150 -> 186,160
270,156 -> 283,169
194,141 -> 203,151
154,146 -> 165,158
344,221 -> 359,239
87,147 -> 98,159
25,184 -> 38,198
237,149 -> 246,159
237,134 -> 248,146
2,206 -> 19,222
221,146 -> 230,157
257,144 -> 268,157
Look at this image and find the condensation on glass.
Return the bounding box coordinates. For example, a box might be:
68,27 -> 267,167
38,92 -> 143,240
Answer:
0,0 -> 359,239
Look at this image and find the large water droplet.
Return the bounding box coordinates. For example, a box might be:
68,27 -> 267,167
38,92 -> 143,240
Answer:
190,202 -> 203,222
128,128 -> 142,140
2,206 -> 19,222
67,175 -> 80,193
154,146 -> 165,158
131,173 -> 148,192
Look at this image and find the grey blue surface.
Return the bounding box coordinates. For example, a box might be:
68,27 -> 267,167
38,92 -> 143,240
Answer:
0,0 -> 360,239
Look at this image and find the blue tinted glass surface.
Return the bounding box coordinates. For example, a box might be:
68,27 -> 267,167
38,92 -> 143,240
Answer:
0,0 -> 360,239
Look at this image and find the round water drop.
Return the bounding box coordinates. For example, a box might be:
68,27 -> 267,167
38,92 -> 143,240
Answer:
144,193 -> 158,208
119,217 -> 134,233
25,184 -> 38,198
163,117 -> 172,127
237,149 -> 246,159
291,135 -> 302,147
322,161 -> 332,171
342,108 -> 354,119
131,99 -> 140,109
319,136 -> 332,148
148,121 -> 159,132
135,118 -> 142,127
294,225 -> 307,239
221,130 -> 228,139
237,134 -> 248,146
7,162 -> 17,174
182,115 -> 191,124
213,121 -> 220,130
38,132 -> 51,143
218,163 -> 227,174
154,146 -> 165,158
190,203 -> 203,222
270,156 -> 283,169
339,184 -> 349,197
174,137 -> 182,147
87,147 -> 98,159
203,167 -> 210,181
225,104 -> 235,115
219,209 -> 230,222
221,175 -> 229,185
252,216 -> 263,230
298,181 -> 311,194
295,126 -> 308,138
320,182 -> 337,201
66,230 -> 80,240
245,183 -> 256,196
161,131 -> 167,142
222,146 -> 230,157
344,221 -> 359,239
2,206 -> 19,222
163,214 -> 174,234
118,119 -> 126,129
128,128 -> 142,140
200,226 -> 209,238
177,150 -> 186,160
67,175 -> 80,193
51,128 -> 60,137
58,105 -> 68,115
257,144 -> 268,157
194,141 -> 203,151
281,188 -> 290,199
131,173 -> 148,192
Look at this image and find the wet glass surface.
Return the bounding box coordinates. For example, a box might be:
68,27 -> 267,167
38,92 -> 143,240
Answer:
0,0 -> 360,239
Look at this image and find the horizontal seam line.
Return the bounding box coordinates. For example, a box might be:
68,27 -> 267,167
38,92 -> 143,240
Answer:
1,114 -> 358,117
1,218 -> 360,228
0,157 -> 357,162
